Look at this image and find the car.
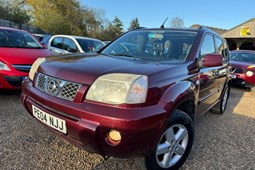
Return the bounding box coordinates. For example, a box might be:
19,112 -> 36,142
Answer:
0,27 -> 52,89
21,27 -> 231,170
230,50 -> 255,88
48,35 -> 105,55
33,34 -> 52,47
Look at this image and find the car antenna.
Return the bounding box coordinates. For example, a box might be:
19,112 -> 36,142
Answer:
160,17 -> 168,29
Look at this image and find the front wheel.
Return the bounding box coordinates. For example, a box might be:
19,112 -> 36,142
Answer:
145,109 -> 194,170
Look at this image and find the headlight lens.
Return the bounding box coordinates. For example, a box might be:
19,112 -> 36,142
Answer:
86,73 -> 148,104
247,64 -> 255,69
29,58 -> 46,80
246,71 -> 253,77
0,62 -> 10,71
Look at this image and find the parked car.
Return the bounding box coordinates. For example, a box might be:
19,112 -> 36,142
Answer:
0,27 -> 52,89
230,50 -> 255,88
48,35 -> 105,55
21,27 -> 231,170
33,34 -> 52,47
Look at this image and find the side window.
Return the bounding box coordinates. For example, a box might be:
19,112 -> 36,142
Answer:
63,38 -> 78,52
200,34 -> 215,59
51,37 -> 64,49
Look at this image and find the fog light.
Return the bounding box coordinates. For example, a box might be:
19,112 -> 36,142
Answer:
106,129 -> 121,146
246,71 -> 253,77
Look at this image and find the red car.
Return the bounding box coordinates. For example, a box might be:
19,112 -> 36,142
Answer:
22,27 -> 231,170
0,27 -> 51,89
230,50 -> 255,88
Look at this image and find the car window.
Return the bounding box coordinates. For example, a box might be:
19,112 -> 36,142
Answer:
63,38 -> 78,52
215,37 -> 228,63
200,34 -> 215,59
51,37 -> 64,49
76,39 -> 103,53
101,30 -> 197,62
230,52 -> 255,63
0,29 -> 43,49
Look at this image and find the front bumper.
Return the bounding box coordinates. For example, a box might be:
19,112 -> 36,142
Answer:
231,73 -> 255,87
21,79 -> 172,157
0,70 -> 27,89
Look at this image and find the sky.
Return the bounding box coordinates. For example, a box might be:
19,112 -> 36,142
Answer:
81,0 -> 255,30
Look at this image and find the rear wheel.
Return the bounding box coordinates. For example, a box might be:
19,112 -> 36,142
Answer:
145,109 -> 194,170
211,84 -> 230,114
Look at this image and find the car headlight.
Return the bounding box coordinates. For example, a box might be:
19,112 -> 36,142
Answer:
0,61 -> 10,71
247,64 -> 255,69
86,73 -> 148,104
246,71 -> 253,77
29,58 -> 46,80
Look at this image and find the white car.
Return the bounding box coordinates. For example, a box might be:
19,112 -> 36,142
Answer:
48,35 -> 105,55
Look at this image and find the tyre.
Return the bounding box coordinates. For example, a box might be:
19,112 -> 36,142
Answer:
145,109 -> 194,170
211,84 -> 230,114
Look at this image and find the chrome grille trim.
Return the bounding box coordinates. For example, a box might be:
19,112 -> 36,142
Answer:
12,65 -> 31,73
35,73 -> 81,101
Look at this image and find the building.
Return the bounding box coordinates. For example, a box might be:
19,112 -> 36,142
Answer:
191,18 -> 255,51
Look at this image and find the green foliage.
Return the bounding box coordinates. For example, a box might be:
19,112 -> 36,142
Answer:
128,17 -> 140,31
0,0 -> 30,23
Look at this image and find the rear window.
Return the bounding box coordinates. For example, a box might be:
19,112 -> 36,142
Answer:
101,30 -> 197,62
0,29 -> 43,49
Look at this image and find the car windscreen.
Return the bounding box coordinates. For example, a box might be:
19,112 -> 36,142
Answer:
76,38 -> 104,53
101,30 -> 197,62
230,52 -> 255,63
0,29 -> 43,49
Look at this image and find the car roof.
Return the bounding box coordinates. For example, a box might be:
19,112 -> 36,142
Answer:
52,35 -> 102,41
132,27 -> 221,37
0,26 -> 28,33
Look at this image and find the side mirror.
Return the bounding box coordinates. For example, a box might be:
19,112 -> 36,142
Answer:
202,54 -> 223,67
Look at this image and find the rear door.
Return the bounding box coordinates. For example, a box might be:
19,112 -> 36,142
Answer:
214,37 -> 229,93
196,34 -> 222,116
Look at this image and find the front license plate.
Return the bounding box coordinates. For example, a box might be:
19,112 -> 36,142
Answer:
32,105 -> 67,134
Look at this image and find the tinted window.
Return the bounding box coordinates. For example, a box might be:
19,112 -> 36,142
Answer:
200,34 -> 215,59
0,29 -> 43,49
63,38 -> 78,52
101,30 -> 197,62
230,52 -> 255,63
76,39 -> 103,52
51,37 -> 64,49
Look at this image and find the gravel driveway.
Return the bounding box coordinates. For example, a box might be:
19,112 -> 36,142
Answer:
0,87 -> 254,170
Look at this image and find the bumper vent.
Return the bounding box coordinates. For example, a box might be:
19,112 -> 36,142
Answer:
12,65 -> 31,73
35,73 -> 81,101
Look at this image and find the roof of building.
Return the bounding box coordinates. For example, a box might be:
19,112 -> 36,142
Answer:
221,18 -> 255,38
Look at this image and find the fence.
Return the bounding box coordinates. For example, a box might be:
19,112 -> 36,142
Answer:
0,19 -> 47,34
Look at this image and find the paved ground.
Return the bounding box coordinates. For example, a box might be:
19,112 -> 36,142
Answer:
0,87 -> 254,170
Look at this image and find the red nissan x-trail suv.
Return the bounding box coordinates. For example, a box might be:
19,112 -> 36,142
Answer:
0,27 -> 51,89
21,27 -> 231,170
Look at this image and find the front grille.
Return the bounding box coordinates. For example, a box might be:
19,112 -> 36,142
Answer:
231,68 -> 243,73
12,65 -> 31,73
35,73 -> 81,101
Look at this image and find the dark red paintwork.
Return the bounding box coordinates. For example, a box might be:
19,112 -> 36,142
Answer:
230,50 -> 255,86
0,27 -> 52,89
21,27 -> 231,157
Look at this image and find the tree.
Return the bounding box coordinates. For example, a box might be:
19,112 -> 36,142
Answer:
169,17 -> 184,28
128,17 -> 140,31
112,16 -> 123,37
0,0 -> 30,23
25,0 -> 104,37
